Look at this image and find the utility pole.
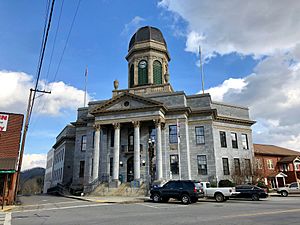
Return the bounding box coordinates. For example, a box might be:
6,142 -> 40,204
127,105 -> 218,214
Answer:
14,88 -> 51,201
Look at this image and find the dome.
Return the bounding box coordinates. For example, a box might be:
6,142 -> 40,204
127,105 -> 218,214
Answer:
128,26 -> 167,51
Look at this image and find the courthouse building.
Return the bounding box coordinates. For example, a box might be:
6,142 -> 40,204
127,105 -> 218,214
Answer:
47,26 -> 256,193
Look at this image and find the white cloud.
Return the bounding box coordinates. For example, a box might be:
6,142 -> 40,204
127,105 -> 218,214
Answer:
121,16 -> 145,36
0,70 -> 90,116
159,0 -> 300,59
22,153 -> 47,171
206,50 -> 300,150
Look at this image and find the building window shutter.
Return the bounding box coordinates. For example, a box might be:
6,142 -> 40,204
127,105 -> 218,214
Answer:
153,60 -> 162,85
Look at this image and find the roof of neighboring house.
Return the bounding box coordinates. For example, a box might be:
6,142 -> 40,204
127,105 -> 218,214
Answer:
278,156 -> 300,163
254,144 -> 300,156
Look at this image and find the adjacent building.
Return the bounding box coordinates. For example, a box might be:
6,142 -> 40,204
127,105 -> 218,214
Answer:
0,112 -> 24,204
254,144 -> 300,189
47,26 -> 256,194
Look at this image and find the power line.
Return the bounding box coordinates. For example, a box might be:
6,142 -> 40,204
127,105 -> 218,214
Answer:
30,0 -> 56,122
52,0 -> 82,83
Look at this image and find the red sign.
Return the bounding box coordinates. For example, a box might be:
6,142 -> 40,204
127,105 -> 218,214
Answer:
0,114 -> 9,131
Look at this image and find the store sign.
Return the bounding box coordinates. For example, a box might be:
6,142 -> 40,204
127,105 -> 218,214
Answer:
0,114 -> 9,131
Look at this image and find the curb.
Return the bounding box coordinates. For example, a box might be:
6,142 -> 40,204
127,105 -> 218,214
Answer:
62,194 -> 149,204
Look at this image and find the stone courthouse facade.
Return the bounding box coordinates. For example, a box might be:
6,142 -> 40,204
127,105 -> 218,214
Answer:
50,26 -> 256,192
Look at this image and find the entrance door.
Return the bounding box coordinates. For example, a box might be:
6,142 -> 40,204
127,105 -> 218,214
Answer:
127,156 -> 134,182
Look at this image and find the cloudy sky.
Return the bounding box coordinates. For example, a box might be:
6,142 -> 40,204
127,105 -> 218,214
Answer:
1,0 -> 300,170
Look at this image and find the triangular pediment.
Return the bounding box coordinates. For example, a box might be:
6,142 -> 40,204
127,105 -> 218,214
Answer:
91,92 -> 164,114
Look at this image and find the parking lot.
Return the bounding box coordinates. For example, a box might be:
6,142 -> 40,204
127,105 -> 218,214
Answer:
6,195 -> 300,225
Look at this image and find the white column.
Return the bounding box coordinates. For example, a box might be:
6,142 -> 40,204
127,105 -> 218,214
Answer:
93,124 -> 101,181
133,121 -> 141,180
113,123 -> 120,181
155,119 -> 163,180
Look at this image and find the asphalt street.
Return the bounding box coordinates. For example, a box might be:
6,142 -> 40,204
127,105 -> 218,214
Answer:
8,195 -> 300,225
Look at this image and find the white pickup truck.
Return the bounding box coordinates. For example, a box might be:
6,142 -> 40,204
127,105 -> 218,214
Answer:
199,182 -> 239,202
277,182 -> 300,197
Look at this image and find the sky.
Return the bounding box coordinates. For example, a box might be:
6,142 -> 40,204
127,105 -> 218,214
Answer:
1,0 -> 300,170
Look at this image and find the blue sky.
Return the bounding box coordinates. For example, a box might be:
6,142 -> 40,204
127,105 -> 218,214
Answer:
1,0 -> 300,169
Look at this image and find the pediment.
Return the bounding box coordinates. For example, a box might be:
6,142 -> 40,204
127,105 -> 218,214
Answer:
91,92 -> 164,114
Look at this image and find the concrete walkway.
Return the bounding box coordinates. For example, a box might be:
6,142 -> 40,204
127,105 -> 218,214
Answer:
63,195 -> 150,204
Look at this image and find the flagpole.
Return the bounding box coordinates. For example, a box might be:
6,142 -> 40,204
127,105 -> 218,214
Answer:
177,118 -> 182,180
199,46 -> 205,94
84,67 -> 88,107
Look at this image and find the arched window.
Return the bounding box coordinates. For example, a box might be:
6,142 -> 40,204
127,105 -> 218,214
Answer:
138,60 -> 148,85
153,60 -> 162,85
130,64 -> 134,88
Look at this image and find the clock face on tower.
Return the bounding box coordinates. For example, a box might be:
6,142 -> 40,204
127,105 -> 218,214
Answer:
139,60 -> 147,69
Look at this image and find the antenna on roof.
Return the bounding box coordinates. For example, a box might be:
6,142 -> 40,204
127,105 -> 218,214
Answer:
199,46 -> 205,94
84,66 -> 88,107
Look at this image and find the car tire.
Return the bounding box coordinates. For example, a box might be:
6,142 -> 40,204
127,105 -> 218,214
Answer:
153,193 -> 161,203
181,194 -> 191,204
215,193 -> 225,202
251,194 -> 260,201
281,191 -> 288,197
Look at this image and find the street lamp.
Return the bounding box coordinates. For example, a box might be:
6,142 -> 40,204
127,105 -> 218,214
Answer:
148,138 -> 155,184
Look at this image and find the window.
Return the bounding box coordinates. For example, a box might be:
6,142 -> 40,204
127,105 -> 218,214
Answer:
170,155 -> 179,175
282,163 -> 289,172
92,131 -> 95,148
153,60 -> 162,85
130,64 -> 134,88
91,158 -> 94,176
256,158 -> 262,169
222,158 -> 230,175
290,183 -> 298,188
81,135 -> 87,151
110,130 -> 114,147
234,158 -> 241,175
241,134 -> 249,149
245,159 -> 252,175
197,155 -> 207,175
110,157 -> 113,176
195,126 -> 205,145
138,60 -> 148,85
79,161 -> 85,178
267,159 -> 274,170
169,125 -> 178,143
220,131 -> 227,148
231,132 -> 238,149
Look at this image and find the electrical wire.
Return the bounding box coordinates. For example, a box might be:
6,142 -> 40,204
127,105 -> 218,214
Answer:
51,0 -> 82,83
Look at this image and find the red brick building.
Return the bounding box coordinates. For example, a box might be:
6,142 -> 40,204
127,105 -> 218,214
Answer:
0,112 -> 24,205
254,144 -> 300,189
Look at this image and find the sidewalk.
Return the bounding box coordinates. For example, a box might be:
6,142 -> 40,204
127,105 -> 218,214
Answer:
63,195 -> 151,204
0,205 -> 15,213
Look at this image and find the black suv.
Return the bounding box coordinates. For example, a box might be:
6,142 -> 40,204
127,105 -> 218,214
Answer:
233,185 -> 268,201
150,180 -> 202,204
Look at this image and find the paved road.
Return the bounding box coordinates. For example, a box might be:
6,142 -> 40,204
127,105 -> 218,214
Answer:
10,195 -> 300,225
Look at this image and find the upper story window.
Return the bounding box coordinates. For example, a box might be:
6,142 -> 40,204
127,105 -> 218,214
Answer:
110,130 -> 114,147
231,132 -> 238,149
138,60 -> 148,85
169,125 -> 178,143
256,158 -> 263,169
222,158 -> 230,175
220,131 -> 227,148
241,134 -> 249,149
195,126 -> 205,145
282,163 -> 289,172
267,159 -> 274,170
130,64 -> 134,88
153,60 -> 162,85
81,135 -> 87,151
